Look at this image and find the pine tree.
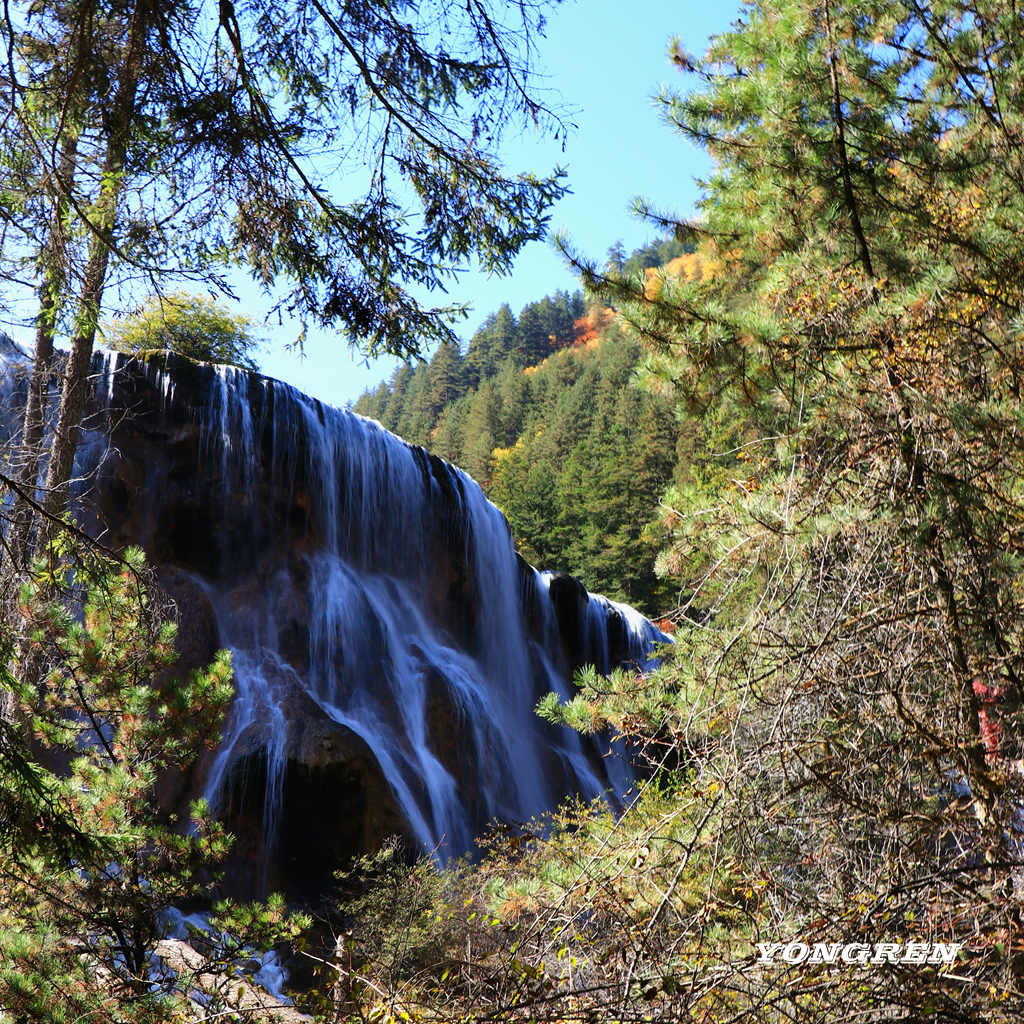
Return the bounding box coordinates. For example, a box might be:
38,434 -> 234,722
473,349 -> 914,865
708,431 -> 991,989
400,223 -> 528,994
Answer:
381,364 -> 415,433
564,0 -> 1024,1015
0,547 -> 305,1018
397,363 -> 433,446
432,398 -> 470,466
465,304 -> 518,385
514,302 -> 552,367
461,382 -> 501,484
427,340 -> 466,416
353,380 -> 392,423
493,358 -> 530,446
546,291 -> 578,349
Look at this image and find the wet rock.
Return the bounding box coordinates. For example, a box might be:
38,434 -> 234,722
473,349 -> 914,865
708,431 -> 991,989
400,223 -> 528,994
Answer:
12,350 -> 670,903
213,679 -> 410,900
546,572 -> 591,668
153,938 -> 306,1022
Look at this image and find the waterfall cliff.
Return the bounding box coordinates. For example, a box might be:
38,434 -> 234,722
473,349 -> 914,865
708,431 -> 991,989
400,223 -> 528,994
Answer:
1,347 -> 668,896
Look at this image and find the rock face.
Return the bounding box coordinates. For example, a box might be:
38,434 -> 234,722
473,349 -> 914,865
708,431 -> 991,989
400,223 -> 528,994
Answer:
3,350 -> 669,898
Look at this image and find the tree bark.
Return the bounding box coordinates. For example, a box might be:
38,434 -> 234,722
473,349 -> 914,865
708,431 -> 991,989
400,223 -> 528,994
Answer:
5,132 -> 79,572
36,1 -> 149,552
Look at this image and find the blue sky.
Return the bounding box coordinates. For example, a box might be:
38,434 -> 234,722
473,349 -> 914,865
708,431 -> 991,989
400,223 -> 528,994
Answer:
0,3 -> 740,405
255,0 -> 742,408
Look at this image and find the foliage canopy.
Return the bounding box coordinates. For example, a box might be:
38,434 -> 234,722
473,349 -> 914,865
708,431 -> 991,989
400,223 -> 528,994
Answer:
104,292 -> 262,371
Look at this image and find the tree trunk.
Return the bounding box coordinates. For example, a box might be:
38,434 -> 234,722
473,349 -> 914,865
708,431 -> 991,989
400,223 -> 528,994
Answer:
5,132 -> 79,573
823,0 -> 998,807
36,1 -> 149,553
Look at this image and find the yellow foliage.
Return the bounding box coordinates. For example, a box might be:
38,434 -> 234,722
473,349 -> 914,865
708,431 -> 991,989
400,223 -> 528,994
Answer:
644,252 -> 721,299
491,442 -> 521,465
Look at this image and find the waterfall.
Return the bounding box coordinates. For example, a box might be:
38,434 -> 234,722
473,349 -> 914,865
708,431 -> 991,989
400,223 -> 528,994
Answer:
1,345 -> 670,888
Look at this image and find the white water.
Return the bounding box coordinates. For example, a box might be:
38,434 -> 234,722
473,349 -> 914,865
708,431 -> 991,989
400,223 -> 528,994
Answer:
2,348 -> 671,866
157,906 -> 295,1006
191,363 -> 587,858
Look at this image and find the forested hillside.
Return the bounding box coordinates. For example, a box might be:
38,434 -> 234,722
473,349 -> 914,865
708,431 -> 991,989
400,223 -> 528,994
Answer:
352,238 -> 691,612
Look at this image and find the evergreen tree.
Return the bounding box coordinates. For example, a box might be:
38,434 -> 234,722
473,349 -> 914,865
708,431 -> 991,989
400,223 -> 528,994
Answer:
490,305 -> 520,367
461,382 -> 501,484
397,362 -> 433,446
464,315 -> 497,388
381,363 -> 415,433
538,292 -> 576,350
432,397 -> 470,466
0,548 -> 304,1018
548,356 -> 601,457
490,444 -> 558,566
354,379 -> 392,423
514,302 -> 552,367
605,240 -> 626,274
427,340 -> 466,415
563,0 -> 1024,1015
493,358 -> 530,447
465,304 -> 518,385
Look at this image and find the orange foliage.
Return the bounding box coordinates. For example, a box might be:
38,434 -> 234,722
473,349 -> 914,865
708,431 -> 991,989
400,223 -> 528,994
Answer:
571,306 -> 615,348
521,306 -> 614,374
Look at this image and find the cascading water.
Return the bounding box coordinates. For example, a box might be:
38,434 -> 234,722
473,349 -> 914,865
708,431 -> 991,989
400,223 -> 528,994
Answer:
1,343 -> 670,892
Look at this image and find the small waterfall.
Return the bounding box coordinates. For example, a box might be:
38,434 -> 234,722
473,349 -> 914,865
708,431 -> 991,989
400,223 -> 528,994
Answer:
3,347 -> 671,886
